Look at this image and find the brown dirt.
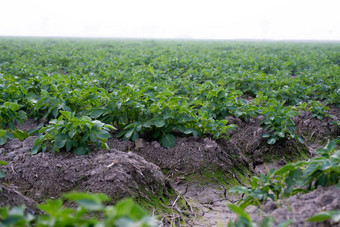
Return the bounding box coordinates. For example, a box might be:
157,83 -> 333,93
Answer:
295,107 -> 340,151
248,186 -> 340,226
0,184 -> 39,214
0,137 -> 173,205
117,136 -> 249,177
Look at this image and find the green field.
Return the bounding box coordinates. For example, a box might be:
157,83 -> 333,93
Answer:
1,38 -> 339,150
0,38 -> 340,226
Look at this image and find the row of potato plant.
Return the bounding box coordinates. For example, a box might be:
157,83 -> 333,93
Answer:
1,39 -> 339,151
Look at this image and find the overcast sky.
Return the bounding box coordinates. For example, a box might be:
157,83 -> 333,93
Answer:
1,0 -> 339,40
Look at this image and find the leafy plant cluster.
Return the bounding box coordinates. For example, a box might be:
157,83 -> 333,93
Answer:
227,139 -> 340,226
230,139 -> 340,208
32,111 -> 115,155
0,192 -> 157,227
0,39 -> 339,152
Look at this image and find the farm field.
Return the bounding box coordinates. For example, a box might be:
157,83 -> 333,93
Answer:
0,38 -> 340,226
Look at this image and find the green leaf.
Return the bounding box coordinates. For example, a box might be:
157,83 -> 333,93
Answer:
7,102 -> 21,111
160,133 -> 176,148
0,160 -> 8,165
131,131 -> 139,142
31,144 -> 42,155
0,129 -> 7,137
116,130 -> 126,138
90,109 -> 105,118
277,132 -> 285,138
296,135 -> 304,144
303,162 -> 320,177
306,212 -> 332,222
0,136 -> 7,146
66,140 -> 73,152
38,199 -> 63,215
277,220 -> 293,227
5,131 -> 15,139
154,119 -> 165,128
143,121 -> 152,128
115,198 -> 148,219
12,129 -> 29,141
63,192 -> 110,211
250,177 -> 259,189
54,134 -> 68,149
60,111 -> 71,120
274,164 -> 295,176
0,169 -> 5,178
227,204 -> 251,222
74,146 -> 88,155
95,129 -> 111,140
267,137 -> 276,145
123,128 -> 134,140
17,110 -> 27,120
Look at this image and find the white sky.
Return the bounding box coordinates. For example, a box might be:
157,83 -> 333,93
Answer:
1,0 -> 340,40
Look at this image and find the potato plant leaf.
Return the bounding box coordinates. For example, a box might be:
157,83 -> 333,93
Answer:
160,133 -> 176,148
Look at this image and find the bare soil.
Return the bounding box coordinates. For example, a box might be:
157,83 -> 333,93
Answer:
0,107 -> 339,226
249,186 -> 340,227
0,138 -> 172,204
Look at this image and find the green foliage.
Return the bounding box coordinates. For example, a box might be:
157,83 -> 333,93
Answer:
230,139 -> 340,208
257,96 -> 302,144
32,111 -> 115,155
0,128 -> 31,146
0,160 -> 8,192
0,102 -> 26,130
298,101 -> 331,120
0,160 -> 7,179
1,39 -> 339,148
306,210 -> 340,223
0,192 -> 157,227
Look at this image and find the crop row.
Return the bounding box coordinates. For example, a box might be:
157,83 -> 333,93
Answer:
0,39 -> 339,152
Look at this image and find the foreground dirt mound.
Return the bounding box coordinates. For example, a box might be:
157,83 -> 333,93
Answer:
248,186 -> 340,227
0,137 -> 173,204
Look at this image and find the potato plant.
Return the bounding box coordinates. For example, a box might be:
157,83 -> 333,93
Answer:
230,139 -> 340,208
0,39 -> 339,149
0,192 -> 157,227
32,111 -> 115,155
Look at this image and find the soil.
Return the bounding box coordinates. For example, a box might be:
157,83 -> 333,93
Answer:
295,107 -> 340,151
0,136 -> 173,204
249,186 -> 340,227
0,107 -> 339,226
0,184 -> 39,215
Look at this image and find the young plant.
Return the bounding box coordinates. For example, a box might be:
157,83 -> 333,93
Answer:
0,192 -> 157,227
231,139 -> 340,207
32,111 -> 115,155
0,128 -> 30,146
260,100 -> 302,144
32,90 -> 71,120
0,102 -> 27,130
298,101 -> 330,120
